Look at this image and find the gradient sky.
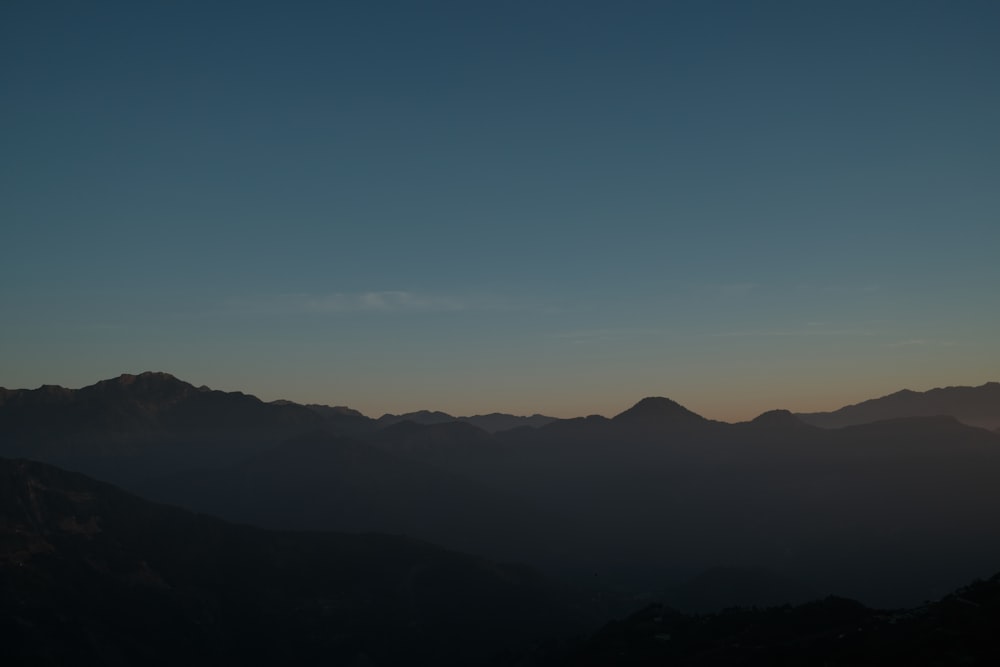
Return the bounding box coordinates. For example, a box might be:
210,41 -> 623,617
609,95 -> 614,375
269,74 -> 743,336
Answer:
3,1 -> 999,420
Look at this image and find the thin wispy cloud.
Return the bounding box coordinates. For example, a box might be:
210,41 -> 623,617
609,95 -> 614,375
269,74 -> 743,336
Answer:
689,282 -> 760,299
793,283 -> 883,294
230,291 -> 466,316
303,291 -> 464,313
711,324 -> 881,338
884,338 -> 958,348
548,327 -> 668,342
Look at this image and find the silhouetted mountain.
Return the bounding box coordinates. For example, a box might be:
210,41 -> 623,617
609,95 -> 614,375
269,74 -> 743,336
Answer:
745,408 -> 809,428
613,397 -> 707,424
304,403 -> 365,418
566,573 -> 1000,665
463,412 -> 558,433
729,410 -> 823,444
0,372 -> 324,482
7,373 -> 1000,612
377,410 -> 458,427
797,381 -> 1000,430
0,372 -> 321,440
657,567 -> 821,613
301,403 -> 378,435
0,457 -> 591,666
375,410 -> 558,433
607,397 -> 721,444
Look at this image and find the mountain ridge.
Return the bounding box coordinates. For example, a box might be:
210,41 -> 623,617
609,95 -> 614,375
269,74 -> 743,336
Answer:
5,372 -> 997,430
4,372 -> 1000,610
796,381 -> 1000,430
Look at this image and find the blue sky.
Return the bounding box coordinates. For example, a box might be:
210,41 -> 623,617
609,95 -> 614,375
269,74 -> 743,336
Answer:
3,1 -> 999,419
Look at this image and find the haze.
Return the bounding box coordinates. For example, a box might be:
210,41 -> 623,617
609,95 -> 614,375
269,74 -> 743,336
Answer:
2,1 -> 998,420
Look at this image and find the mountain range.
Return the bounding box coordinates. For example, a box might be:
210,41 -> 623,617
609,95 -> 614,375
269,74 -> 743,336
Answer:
4,372 -> 1000,663
3,372 -> 1000,611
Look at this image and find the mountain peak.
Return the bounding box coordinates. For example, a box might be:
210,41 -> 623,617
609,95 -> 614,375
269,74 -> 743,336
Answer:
100,371 -> 185,387
376,410 -> 457,427
130,371 -> 176,380
85,371 -> 197,401
613,396 -> 704,422
748,409 -> 808,428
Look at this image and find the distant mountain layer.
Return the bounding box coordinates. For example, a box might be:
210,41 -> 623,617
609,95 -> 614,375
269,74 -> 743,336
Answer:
796,382 -> 1000,429
0,457 -> 588,666
376,410 -> 557,433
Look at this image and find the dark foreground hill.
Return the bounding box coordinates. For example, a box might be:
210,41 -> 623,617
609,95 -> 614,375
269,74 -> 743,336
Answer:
566,574 -> 1000,666
0,458 -> 592,666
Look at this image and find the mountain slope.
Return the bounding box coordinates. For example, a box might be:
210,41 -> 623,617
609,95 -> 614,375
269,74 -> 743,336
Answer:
0,457 -> 589,666
797,382 -> 1000,429
141,431 -> 575,565
0,372 -> 325,482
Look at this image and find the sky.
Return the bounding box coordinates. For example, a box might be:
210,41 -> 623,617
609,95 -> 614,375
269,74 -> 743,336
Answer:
2,1 -> 999,420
